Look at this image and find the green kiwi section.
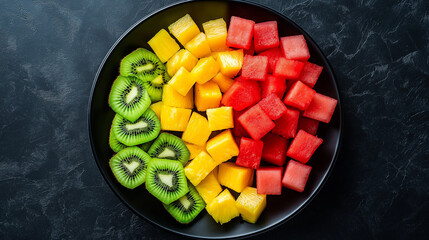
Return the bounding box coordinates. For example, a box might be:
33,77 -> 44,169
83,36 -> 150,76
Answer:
138,140 -> 153,152
120,48 -> 166,81
141,72 -> 171,102
109,125 -> 127,152
148,133 -> 190,165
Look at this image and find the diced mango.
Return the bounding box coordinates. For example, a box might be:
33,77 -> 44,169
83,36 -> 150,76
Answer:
184,151 -> 219,186
195,81 -> 222,111
184,142 -> 205,160
191,56 -> 220,84
218,162 -> 253,193
206,129 -> 239,163
217,49 -> 243,77
168,14 -> 200,45
168,67 -> 195,96
148,29 -> 180,62
185,33 -> 212,58
202,18 -> 228,51
182,112 -> 211,146
160,105 -> 192,131
206,107 -> 234,131
162,84 -> 193,109
166,49 -> 198,76
236,187 -> 267,223
210,49 -> 232,60
211,72 -> 235,93
195,170 -> 223,204
149,102 -> 163,121
206,189 -> 240,224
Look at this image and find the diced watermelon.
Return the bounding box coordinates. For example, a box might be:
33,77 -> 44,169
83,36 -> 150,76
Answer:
257,167 -> 283,195
273,58 -> 304,80
261,133 -> 289,166
236,137 -> 264,169
222,80 -> 261,111
302,93 -> 337,123
282,160 -> 312,192
261,74 -> 286,99
287,130 -> 323,164
297,62 -> 323,88
258,48 -> 283,73
234,136 -> 241,148
298,116 -> 319,135
226,16 -> 255,49
243,39 -> 254,56
283,81 -> 316,111
280,35 -> 310,61
242,55 -> 269,81
258,93 -> 287,120
238,104 -> 275,140
272,108 -> 300,139
232,109 -> 250,137
254,21 -> 279,52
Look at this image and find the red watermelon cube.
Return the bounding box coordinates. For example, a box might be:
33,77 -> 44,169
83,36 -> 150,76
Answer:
242,55 -> 269,81
287,130 -> 323,164
261,74 -> 286,99
238,104 -> 275,140
254,21 -> 279,52
226,16 -> 255,49
273,58 -> 304,80
282,160 -> 312,192
283,80 -> 316,111
258,48 -> 283,73
298,116 -> 319,135
222,80 -> 261,111
280,35 -> 310,61
261,133 -> 289,166
302,93 -> 337,123
232,109 -> 250,137
258,93 -> 287,120
236,137 -> 264,169
272,108 -> 300,139
257,167 -> 283,195
297,62 -> 323,88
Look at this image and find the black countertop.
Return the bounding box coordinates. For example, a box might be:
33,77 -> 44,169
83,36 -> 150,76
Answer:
1,0 -> 428,239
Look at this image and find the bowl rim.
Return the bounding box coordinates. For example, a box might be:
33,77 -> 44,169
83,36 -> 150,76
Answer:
87,0 -> 343,239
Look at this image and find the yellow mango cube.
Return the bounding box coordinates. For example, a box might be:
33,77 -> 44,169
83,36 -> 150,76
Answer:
184,142 -> 205,160
194,81 -> 222,111
206,107 -> 234,131
206,129 -> 239,163
162,84 -> 193,109
184,151 -> 219,186
191,56 -> 220,84
211,72 -> 235,93
210,49 -> 232,60
182,112 -> 211,146
218,162 -> 253,193
160,105 -> 192,131
202,18 -> 228,51
166,49 -> 198,76
149,102 -> 163,121
236,187 -> 267,223
148,29 -> 180,62
217,49 -> 243,77
195,170 -> 223,204
168,67 -> 195,96
185,33 -> 211,58
206,189 -> 240,224
168,14 -> 200,45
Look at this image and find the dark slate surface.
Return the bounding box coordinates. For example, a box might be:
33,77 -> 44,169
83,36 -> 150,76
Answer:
1,0 -> 428,239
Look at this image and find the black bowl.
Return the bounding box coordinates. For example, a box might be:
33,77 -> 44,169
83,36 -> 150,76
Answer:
88,0 -> 342,238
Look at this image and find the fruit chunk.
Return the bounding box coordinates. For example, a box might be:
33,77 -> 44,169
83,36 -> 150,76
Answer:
166,49 -> 198,77
206,189 -> 240,224
282,160 -> 312,192
232,109 -> 249,137
257,167 -> 283,195
148,29 -> 180,62
258,48 -> 283,73
236,137 -> 263,169
206,129 -> 239,163
221,80 -> 261,111
148,132 -> 190,165
297,62 -> 323,88
216,49 -> 244,77
195,170 -> 223,204
226,16 -> 255,49
184,151 -> 218,186
261,74 -> 286,99
258,93 -> 287,120
261,133 -> 288,166
160,105 -> 192,131
218,162 -> 253,192
191,56 -> 219,84
273,58 -> 304,80
280,35 -> 310,61
287,130 -> 323,164
149,102 -> 163,121
162,84 -> 193,109
168,67 -> 195,96
254,21 -> 279,52
206,106 -> 234,131
211,72 -> 235,93
241,55 -> 269,81
185,33 -> 211,58
238,104 -> 275,140
302,93 -> 338,123
272,108 -> 300,139
283,80 -> 316,111
168,14 -> 200,45
182,112 -> 211,146
202,18 -> 228,51
184,142 -> 205,160
298,116 -> 319,135
194,81 -> 222,111
235,187 -> 267,223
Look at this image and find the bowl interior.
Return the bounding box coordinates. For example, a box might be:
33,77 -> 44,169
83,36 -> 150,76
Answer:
89,1 -> 342,238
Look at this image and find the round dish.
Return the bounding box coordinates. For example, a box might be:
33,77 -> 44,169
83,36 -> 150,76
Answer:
88,0 -> 343,238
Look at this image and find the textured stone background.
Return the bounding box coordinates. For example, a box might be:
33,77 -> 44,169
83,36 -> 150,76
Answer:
0,0 -> 428,239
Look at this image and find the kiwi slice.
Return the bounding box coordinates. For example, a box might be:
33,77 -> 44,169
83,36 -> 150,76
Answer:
138,140 -> 153,152
109,75 -> 151,122
120,48 -> 166,81
109,147 -> 151,189
163,184 -> 206,224
109,125 -> 126,152
112,109 -> 161,146
141,71 -> 171,102
148,133 -> 190,165
146,158 -> 189,204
